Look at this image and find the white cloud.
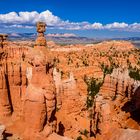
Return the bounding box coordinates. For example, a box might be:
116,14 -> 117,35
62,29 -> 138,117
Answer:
91,23 -> 103,29
47,33 -> 77,37
129,23 -> 140,31
0,10 -> 60,25
0,10 -> 140,32
105,22 -> 128,29
4,24 -> 34,29
80,22 -> 103,30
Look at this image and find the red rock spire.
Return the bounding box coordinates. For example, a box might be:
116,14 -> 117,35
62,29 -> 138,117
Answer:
35,22 -> 47,48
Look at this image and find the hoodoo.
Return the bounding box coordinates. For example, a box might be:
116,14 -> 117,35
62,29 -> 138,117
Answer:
35,22 -> 47,48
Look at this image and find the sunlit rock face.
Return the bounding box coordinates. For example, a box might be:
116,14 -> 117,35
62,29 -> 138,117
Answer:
0,23 -> 58,140
50,41 -> 140,139
92,68 -> 140,140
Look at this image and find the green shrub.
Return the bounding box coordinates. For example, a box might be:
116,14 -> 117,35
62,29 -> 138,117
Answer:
76,136 -> 83,140
129,69 -> 140,80
80,129 -> 89,137
100,63 -> 113,78
82,59 -> 89,66
53,57 -> 60,66
60,71 -> 64,79
56,107 -> 60,112
137,61 -> 140,66
84,76 -> 103,108
86,97 -> 93,109
67,56 -> 73,65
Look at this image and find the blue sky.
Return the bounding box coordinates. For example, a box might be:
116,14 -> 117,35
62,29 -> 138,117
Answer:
0,0 -> 140,38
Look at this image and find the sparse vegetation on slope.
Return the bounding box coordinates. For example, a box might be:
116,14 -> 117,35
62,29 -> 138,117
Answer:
100,63 -> 113,78
84,76 -> 103,108
129,68 -> 140,80
76,136 -> 83,140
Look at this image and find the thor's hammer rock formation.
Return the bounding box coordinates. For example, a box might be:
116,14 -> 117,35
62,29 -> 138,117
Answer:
35,22 -> 47,48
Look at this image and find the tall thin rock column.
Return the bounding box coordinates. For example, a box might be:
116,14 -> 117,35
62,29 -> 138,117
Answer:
35,22 -> 47,48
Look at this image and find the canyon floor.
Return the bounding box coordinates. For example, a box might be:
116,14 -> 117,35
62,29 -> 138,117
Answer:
0,32 -> 140,140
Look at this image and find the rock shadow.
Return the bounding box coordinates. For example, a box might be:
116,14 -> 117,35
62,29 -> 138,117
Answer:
122,86 -> 140,124
3,132 -> 13,140
57,121 -> 65,136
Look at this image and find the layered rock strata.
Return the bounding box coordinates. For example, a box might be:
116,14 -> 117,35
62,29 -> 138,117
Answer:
0,23 -> 57,140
